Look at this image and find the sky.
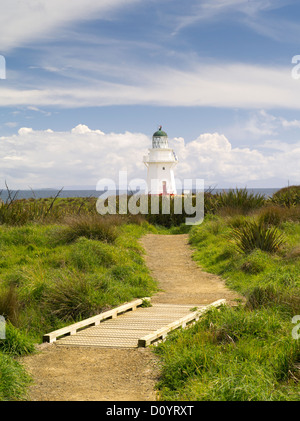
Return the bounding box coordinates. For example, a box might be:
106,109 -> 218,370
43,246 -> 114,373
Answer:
0,0 -> 300,190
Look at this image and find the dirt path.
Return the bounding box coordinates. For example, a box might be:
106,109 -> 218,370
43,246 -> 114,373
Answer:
140,234 -> 241,306
21,233 -> 241,401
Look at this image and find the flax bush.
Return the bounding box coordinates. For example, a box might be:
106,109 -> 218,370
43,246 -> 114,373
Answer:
230,220 -> 286,254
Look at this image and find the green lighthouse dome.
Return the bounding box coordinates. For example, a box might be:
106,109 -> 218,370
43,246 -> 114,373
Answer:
153,126 -> 167,137
152,125 -> 169,148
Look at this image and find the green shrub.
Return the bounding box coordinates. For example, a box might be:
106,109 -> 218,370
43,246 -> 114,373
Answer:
258,205 -> 300,225
228,214 -> 248,228
258,205 -> 283,226
203,192 -> 219,215
269,185 -> 300,208
42,270 -> 110,321
145,195 -> 189,228
215,188 -> 265,214
53,214 -> 119,244
68,237 -> 119,270
230,220 -> 286,253
245,285 -> 300,315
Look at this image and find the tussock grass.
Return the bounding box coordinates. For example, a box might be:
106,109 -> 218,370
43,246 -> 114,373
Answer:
285,245 -> 300,260
230,220 -> 286,254
258,205 -> 300,226
245,285 -> 300,316
52,214 -> 120,244
42,270 -> 111,321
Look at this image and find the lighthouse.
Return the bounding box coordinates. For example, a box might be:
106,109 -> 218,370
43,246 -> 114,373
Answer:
143,126 -> 178,195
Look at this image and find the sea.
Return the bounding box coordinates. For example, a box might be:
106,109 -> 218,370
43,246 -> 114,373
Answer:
0,187 -> 280,202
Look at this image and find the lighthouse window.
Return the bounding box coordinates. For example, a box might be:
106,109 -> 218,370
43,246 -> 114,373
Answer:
162,167 -> 165,170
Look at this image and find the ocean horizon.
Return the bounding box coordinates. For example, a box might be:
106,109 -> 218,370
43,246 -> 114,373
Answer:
0,187 -> 281,202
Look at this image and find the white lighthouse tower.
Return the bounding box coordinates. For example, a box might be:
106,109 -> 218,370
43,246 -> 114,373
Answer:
143,126 -> 178,195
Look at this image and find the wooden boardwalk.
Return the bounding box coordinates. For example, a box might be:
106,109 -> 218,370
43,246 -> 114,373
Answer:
43,298 -> 225,348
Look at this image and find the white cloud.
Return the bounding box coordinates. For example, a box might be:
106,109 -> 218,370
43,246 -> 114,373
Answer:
225,110 -> 300,145
0,0 -> 140,51
243,110 -> 278,137
173,0 -> 297,39
0,126 -> 150,189
0,125 -> 299,189
0,1 -> 298,112
280,118 -> 300,128
1,61 -> 299,110
18,127 -> 33,136
4,122 -> 18,128
173,0 -> 251,32
71,124 -> 104,135
248,110 -> 300,136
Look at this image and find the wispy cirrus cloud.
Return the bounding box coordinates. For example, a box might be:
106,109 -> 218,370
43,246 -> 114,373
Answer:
244,110 -> 300,136
0,0 -> 140,51
172,0 -> 298,41
1,0 -> 298,112
0,59 -> 298,109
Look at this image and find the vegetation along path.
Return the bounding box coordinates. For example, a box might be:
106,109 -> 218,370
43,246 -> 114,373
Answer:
21,233 -> 241,401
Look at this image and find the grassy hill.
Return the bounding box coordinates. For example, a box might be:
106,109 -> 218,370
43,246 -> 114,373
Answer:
0,187 -> 299,401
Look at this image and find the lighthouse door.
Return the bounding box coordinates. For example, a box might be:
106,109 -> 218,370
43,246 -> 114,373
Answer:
162,181 -> 167,195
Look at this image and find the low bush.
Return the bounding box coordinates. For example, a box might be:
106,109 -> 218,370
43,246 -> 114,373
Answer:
269,185 -> 300,208
52,214 -> 119,244
215,188 -> 265,214
230,220 -> 286,253
258,205 -> 300,226
67,237 -> 120,270
42,270 -> 110,321
228,214 -> 248,228
245,285 -> 300,316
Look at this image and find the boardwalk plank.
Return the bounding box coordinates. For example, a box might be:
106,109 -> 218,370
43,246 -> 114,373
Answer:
52,301 -> 225,348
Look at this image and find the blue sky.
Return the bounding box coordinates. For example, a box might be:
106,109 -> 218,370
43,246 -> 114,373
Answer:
0,0 -> 300,189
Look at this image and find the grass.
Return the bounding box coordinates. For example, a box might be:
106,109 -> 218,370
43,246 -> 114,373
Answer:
0,352 -> 32,401
154,305 -> 300,401
0,188 -> 299,401
0,219 -> 159,340
52,214 -> 120,244
153,190 -> 300,401
0,198 -> 160,400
